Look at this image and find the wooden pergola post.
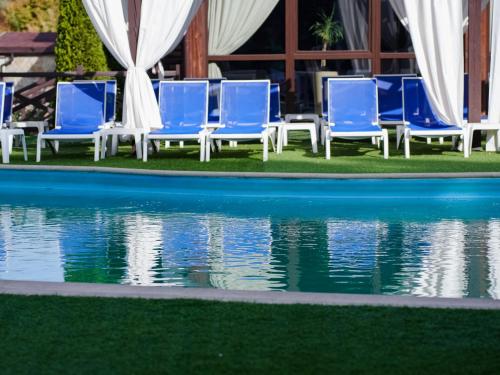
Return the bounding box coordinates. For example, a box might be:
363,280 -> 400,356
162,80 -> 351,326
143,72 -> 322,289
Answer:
184,0 -> 209,78
127,0 -> 142,64
468,0 -> 482,147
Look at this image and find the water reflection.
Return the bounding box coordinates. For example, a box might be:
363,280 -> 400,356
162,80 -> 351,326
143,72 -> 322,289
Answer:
0,203 -> 500,299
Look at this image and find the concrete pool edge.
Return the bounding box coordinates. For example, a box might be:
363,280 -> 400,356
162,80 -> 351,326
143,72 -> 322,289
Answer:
2,164 -> 500,179
1,280 -> 500,310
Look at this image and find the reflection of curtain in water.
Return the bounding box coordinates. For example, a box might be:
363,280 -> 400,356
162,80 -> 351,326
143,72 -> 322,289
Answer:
411,221 -> 467,298
327,221 -> 387,294
207,216 -> 274,291
0,206 -> 63,282
124,214 -> 163,286
488,220 -> 500,299
337,0 -> 369,74
161,214 -> 211,288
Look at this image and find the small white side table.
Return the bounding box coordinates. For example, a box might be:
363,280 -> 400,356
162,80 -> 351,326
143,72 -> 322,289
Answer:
468,122 -> 500,153
7,121 -> 48,150
279,114 -> 319,154
100,125 -> 143,159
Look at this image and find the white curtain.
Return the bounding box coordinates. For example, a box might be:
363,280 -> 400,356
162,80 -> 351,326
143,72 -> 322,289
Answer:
403,0 -> 464,126
337,0 -> 370,74
208,0 -> 279,78
390,0 -> 489,32
83,0 -> 201,130
489,0 -> 500,123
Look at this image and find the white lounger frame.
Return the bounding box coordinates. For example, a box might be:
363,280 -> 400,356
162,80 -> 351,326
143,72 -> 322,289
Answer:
205,80 -> 274,162
143,81 -> 210,162
325,78 -> 389,160
399,78 -> 469,159
36,82 -> 107,162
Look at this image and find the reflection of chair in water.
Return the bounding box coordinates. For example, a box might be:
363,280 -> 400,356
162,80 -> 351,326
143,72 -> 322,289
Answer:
161,214 -> 211,287
0,206 -> 63,281
207,216 -> 275,291
328,221 -> 385,277
408,221 -> 467,298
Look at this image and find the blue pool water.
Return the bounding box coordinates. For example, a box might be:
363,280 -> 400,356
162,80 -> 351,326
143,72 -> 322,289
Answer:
0,170 -> 499,299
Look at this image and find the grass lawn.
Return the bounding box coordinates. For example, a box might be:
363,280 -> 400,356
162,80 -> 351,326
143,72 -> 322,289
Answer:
1,294 -> 500,374
7,132 -> 500,173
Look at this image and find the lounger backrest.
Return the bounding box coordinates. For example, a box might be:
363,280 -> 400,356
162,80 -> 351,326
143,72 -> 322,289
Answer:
220,80 -> 270,131
374,74 -> 417,121
3,82 -> 14,123
322,75 -> 364,116
185,78 -> 226,123
270,83 -> 281,123
402,78 -> 439,125
158,81 -> 209,130
55,82 -> 106,129
0,82 -> 5,125
328,78 -> 378,127
105,80 -> 117,123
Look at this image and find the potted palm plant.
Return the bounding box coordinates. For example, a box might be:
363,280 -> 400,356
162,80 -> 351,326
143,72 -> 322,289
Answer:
309,6 -> 343,114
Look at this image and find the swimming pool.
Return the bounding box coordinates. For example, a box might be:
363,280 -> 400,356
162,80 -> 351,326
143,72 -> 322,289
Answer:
0,169 -> 499,299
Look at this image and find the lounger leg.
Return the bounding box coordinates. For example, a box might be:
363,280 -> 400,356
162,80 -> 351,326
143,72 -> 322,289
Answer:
94,136 -> 100,162
263,131 -> 269,162
426,138 -> 432,145
485,130 -> 497,152
325,136 -> 331,160
21,135 -> 27,161
464,129 -> 470,158
205,137 -> 211,162
134,133 -> 142,159
216,139 -> 222,152
371,137 -> 376,145
377,137 -> 381,149
200,135 -> 205,162
8,134 -> 13,154
1,134 -> 9,164
101,134 -> 108,159
36,135 -> 42,162
179,141 -> 184,148
404,128 -> 411,159
310,127 -> 318,154
439,137 -> 444,145
54,141 -> 59,153
165,141 -> 170,148
320,124 -> 325,146
382,129 -> 389,160
277,125 -> 283,154
142,137 -> 148,162
283,129 -> 288,146
396,126 -> 403,150
269,130 -> 277,153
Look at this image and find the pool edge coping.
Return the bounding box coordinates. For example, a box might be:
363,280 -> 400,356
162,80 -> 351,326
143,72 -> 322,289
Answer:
1,280 -> 500,310
2,165 -> 500,179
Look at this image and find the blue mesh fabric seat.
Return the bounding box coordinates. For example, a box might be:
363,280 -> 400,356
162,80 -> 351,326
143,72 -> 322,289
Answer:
325,78 -> 389,159
0,82 -> 27,163
36,82 -> 106,162
142,81 -> 209,162
206,80 -> 275,162
399,77 -> 466,158
374,74 -> 417,123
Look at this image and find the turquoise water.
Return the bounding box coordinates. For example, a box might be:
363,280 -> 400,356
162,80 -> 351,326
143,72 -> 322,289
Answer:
0,170 -> 499,299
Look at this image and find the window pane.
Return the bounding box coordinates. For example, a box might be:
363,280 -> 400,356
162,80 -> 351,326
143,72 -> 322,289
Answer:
295,59 -> 371,113
232,0 -> 285,54
213,61 -> 285,82
381,59 -> 419,75
381,0 -> 413,52
299,0 -> 369,51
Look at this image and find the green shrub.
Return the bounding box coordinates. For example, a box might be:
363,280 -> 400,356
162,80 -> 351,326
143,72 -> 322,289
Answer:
55,0 -> 108,72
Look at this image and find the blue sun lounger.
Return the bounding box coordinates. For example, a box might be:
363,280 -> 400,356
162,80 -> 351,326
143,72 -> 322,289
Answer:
325,78 -> 389,159
399,77 -> 467,158
36,81 -> 106,162
374,74 -> 417,125
142,81 -> 209,162
205,80 -> 274,162
3,82 -> 14,124
0,82 -> 27,163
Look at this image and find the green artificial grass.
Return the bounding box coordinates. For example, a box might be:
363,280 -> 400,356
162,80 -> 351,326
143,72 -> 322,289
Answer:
7,133 -> 500,174
1,294 -> 500,374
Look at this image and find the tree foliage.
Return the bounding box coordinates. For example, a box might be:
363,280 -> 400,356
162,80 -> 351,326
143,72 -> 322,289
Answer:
55,0 -> 108,72
0,0 -> 59,32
